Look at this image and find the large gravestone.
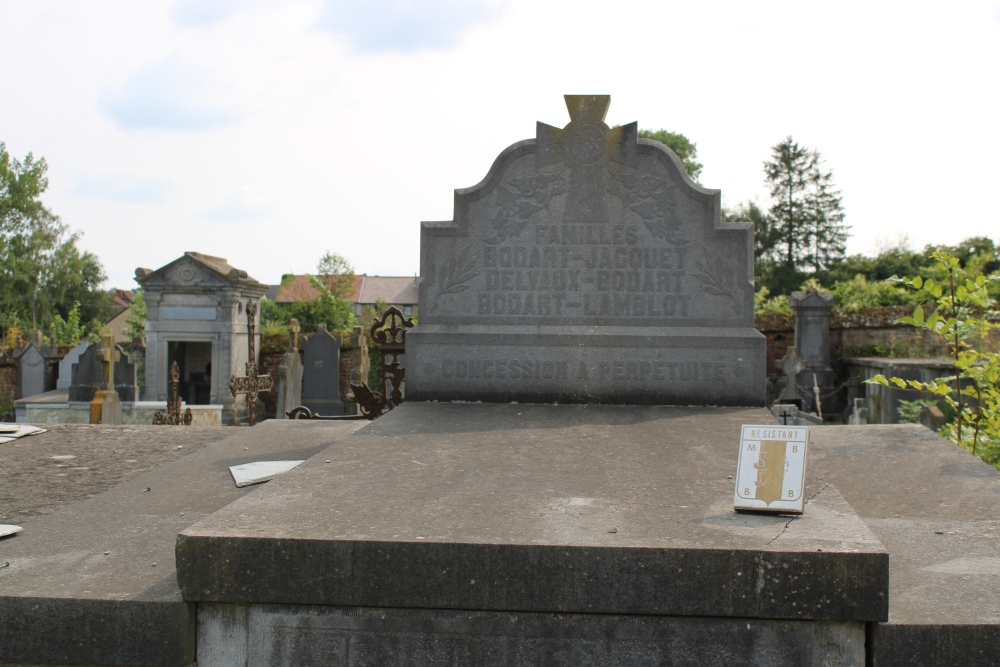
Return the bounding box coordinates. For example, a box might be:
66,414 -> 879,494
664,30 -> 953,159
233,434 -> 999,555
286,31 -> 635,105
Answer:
301,324 -> 342,416
408,95 -> 764,406
69,341 -> 137,402
791,290 -> 835,414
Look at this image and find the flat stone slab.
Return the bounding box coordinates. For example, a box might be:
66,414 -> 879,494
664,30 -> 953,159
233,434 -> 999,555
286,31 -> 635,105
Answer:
0,420 -> 366,667
809,424 -> 1000,667
177,403 -> 888,621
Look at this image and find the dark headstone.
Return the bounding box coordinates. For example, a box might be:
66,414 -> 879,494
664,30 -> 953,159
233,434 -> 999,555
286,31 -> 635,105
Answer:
301,324 -> 342,416
408,95 -> 765,406
69,341 -> 137,402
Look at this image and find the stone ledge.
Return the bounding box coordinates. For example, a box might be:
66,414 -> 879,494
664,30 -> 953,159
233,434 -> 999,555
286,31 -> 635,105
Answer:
176,403 -> 887,621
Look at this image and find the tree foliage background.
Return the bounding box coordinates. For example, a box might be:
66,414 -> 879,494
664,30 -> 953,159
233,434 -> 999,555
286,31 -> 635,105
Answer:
1,142 -> 112,343
637,129 -> 703,183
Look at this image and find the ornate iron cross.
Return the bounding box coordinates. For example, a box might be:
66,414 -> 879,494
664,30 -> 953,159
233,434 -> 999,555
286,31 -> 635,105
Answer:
229,300 -> 272,426
154,361 -> 192,425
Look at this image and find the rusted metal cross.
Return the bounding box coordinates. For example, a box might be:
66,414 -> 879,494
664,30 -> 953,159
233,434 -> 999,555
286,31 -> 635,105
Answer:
229,301 -> 272,426
154,361 -> 192,425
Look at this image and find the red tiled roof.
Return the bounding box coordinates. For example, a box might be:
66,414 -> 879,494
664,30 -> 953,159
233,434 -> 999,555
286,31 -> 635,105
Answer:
275,274 -> 364,303
272,274 -> 419,305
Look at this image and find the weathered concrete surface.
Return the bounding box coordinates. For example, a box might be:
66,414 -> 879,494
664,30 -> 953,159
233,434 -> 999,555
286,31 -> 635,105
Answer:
196,602 -> 866,667
809,424 -> 1000,667
177,403 -> 888,621
0,420 -> 365,667
0,424 -> 229,524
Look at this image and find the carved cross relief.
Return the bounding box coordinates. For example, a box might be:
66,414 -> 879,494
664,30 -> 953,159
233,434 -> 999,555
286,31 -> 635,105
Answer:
536,95 -> 638,223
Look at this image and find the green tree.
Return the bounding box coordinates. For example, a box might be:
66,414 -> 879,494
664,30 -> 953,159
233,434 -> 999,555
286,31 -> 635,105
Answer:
637,129 -> 703,183
315,251 -> 356,300
0,142 -> 108,332
49,301 -> 86,345
125,290 -> 147,341
723,200 -> 779,288
764,137 -> 847,288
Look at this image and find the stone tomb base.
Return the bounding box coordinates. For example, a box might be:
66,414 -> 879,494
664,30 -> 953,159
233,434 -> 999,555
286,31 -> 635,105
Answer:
177,403 -> 887,666
406,325 -> 766,406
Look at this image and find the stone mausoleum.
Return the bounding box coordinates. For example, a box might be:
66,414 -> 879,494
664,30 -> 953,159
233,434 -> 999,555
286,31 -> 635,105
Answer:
136,252 -> 267,425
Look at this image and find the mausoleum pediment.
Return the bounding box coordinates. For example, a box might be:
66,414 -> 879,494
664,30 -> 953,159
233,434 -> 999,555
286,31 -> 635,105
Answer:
135,252 -> 264,293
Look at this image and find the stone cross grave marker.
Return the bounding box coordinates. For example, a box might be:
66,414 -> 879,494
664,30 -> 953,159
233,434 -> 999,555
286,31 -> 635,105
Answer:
275,318 -> 303,419
69,341 -> 137,402
777,346 -> 807,406
229,301 -> 272,426
89,333 -> 122,424
407,94 -> 764,406
301,323 -> 341,416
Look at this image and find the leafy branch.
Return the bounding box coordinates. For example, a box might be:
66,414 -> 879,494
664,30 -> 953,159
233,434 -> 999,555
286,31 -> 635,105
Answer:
868,251 -> 1000,465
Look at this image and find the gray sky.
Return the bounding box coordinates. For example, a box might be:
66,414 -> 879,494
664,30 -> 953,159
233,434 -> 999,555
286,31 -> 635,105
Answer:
2,0 -> 998,289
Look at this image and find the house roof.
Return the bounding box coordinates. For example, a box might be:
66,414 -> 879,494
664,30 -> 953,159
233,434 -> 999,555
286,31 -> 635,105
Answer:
358,276 -> 420,306
274,274 -> 365,303
271,275 -> 420,305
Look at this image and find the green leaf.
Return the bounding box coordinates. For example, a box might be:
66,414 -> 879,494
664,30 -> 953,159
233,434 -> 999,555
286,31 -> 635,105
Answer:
913,305 -> 924,325
911,276 -> 923,289
866,374 -> 889,386
891,377 -> 907,389
956,285 -> 968,301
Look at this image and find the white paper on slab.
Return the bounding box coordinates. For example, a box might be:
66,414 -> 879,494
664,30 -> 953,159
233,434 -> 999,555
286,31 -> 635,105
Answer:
229,460 -> 305,488
0,424 -> 48,444
0,524 -> 24,538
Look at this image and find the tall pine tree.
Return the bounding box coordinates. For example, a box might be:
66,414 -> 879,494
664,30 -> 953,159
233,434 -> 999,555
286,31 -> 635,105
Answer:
763,137 -> 847,283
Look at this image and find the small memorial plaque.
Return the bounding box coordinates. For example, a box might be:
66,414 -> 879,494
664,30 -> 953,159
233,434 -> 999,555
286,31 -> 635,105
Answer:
733,424 -> 809,514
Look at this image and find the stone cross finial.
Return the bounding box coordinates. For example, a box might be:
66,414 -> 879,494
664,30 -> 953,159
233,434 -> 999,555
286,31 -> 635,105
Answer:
287,318 -> 301,353
536,95 -> 638,223
99,332 -> 121,388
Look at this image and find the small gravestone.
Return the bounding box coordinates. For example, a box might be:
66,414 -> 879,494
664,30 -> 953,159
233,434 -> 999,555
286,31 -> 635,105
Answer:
275,319 -> 303,419
15,332 -> 46,400
302,324 -> 341,416
56,341 -> 88,390
69,340 -> 137,402
408,95 -> 764,406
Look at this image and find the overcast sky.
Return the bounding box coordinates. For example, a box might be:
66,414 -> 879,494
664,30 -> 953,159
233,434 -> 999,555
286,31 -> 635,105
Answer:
2,0 -> 998,289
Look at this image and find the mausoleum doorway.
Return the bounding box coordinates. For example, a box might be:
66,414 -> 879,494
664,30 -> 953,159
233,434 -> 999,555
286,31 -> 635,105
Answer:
167,341 -> 213,404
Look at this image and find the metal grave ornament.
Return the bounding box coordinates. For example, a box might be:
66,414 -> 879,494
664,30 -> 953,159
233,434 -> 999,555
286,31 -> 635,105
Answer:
154,361 -> 193,425
733,424 -> 809,514
229,301 -> 272,426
